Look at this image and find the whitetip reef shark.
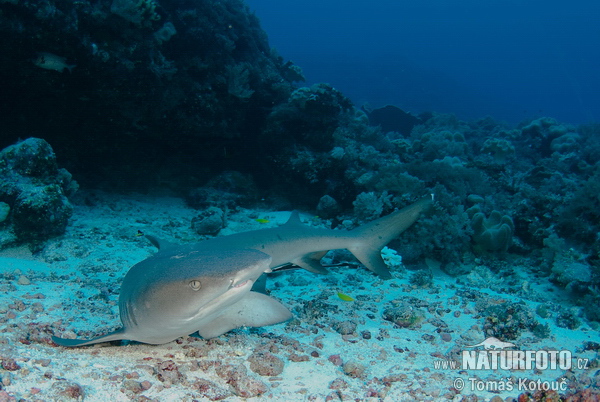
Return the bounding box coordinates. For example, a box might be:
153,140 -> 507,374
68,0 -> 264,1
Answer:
52,195 -> 432,347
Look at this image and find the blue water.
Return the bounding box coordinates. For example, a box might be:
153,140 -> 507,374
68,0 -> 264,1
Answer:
247,0 -> 600,125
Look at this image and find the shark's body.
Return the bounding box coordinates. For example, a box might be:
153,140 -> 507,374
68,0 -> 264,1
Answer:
52,196 -> 432,347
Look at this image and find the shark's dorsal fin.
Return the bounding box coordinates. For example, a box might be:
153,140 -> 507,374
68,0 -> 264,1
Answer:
284,210 -> 303,226
145,235 -> 178,250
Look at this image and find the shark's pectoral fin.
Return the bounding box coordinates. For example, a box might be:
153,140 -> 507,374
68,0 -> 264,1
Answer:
292,251 -> 329,275
52,328 -> 127,347
197,292 -> 292,339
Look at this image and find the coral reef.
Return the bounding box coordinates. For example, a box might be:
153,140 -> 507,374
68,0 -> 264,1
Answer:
0,0 -> 303,188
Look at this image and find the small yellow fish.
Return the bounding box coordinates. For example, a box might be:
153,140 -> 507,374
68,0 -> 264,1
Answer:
135,230 -> 144,237
337,292 -> 354,302
33,52 -> 76,73
255,218 -> 270,224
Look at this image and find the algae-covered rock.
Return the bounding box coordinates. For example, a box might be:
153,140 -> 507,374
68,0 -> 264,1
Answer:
316,195 -> 340,219
0,137 -> 58,178
12,185 -> 73,241
191,207 -> 226,235
0,138 -> 77,242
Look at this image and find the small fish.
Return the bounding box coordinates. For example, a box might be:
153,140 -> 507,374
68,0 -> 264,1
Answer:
135,230 -> 144,237
33,52 -> 76,73
337,292 -> 354,302
255,218 -> 270,224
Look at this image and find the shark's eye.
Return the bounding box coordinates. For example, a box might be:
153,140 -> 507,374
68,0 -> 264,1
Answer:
189,280 -> 202,291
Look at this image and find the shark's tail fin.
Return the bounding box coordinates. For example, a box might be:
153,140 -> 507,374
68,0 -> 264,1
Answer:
347,195 -> 433,279
52,328 -> 127,347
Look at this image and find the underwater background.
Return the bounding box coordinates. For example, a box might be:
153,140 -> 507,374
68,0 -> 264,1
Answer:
0,0 -> 599,401
247,0 -> 600,125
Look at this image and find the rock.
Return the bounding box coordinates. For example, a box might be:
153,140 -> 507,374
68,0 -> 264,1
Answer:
1,358 -> 20,371
0,138 -> 59,178
190,379 -> 231,400
156,360 -> 182,385
12,185 -> 73,241
342,359 -> 366,378
553,260 -> 592,286
331,320 -> 357,335
17,275 -> 30,285
121,379 -> 143,394
47,380 -> 85,401
382,303 -> 425,328
191,207 -> 226,235
248,351 -> 285,376
215,364 -> 268,398
316,195 -> 340,219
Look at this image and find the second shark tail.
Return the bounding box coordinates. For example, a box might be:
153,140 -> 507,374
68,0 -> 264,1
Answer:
347,195 -> 433,279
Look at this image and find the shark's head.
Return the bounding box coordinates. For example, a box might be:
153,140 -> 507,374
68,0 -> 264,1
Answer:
119,248 -> 272,344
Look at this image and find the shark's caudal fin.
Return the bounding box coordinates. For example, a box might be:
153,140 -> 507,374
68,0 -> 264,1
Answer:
348,195 -> 433,279
52,328 -> 127,347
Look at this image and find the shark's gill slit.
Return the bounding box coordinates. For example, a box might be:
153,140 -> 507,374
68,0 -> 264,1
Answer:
234,279 -> 251,288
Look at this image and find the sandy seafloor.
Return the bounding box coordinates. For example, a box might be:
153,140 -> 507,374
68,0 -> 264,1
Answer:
0,191 -> 597,401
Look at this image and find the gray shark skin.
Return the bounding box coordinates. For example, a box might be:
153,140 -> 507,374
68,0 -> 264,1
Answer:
52,195 -> 431,347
